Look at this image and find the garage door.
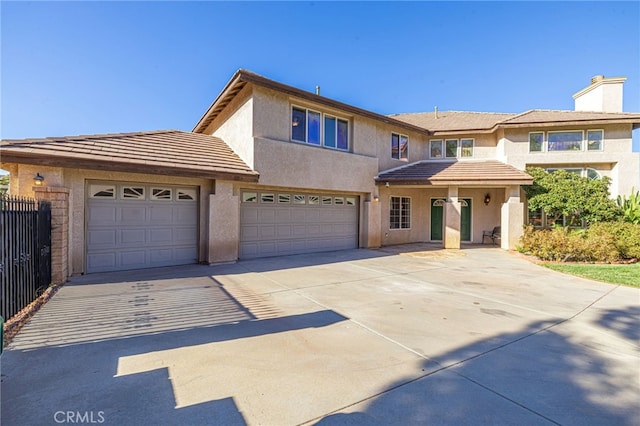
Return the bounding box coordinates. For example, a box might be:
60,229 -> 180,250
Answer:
86,182 -> 198,273
240,190 -> 358,259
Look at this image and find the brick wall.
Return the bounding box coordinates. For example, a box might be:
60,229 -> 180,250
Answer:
33,186 -> 69,285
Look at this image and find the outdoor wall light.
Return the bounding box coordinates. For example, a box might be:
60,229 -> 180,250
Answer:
373,196 -> 380,202
34,173 -> 45,186
484,193 -> 491,206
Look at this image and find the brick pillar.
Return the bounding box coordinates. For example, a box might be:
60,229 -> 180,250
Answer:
33,186 -> 69,285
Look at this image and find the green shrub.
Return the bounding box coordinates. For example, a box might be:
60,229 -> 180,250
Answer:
587,222 -> 640,259
518,225 -> 626,263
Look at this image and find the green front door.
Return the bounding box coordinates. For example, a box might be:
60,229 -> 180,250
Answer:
431,198 -> 471,242
461,198 -> 472,242
430,199 -> 445,240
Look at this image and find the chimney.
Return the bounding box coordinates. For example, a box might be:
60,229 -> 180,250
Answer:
572,75 -> 626,112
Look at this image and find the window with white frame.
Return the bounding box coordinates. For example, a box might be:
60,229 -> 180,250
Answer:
546,167 -> 601,180
390,196 -> 411,229
291,106 -> 349,151
430,140 -> 443,158
547,131 -> 583,151
529,132 -> 544,152
461,139 -> 474,157
445,139 -> 458,158
391,133 -> 408,161
587,130 -> 603,151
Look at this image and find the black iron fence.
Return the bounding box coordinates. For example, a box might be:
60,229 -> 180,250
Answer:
1,195 -> 52,320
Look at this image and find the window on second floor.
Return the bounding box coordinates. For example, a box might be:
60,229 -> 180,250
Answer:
529,130 -> 605,153
434,138 -> 474,159
430,140 -> 443,158
587,130 -> 603,151
548,131 -> 583,151
391,133 -> 408,161
291,106 -> 349,151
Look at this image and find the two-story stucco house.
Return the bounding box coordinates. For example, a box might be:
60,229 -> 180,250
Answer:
2,71 -> 639,281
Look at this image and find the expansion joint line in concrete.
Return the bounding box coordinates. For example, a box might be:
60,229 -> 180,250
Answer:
291,274 -> 621,426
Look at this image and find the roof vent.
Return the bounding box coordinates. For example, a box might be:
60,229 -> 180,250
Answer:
591,75 -> 605,85
315,85 -> 320,95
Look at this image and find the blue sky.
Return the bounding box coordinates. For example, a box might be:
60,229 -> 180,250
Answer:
2,1 -> 639,149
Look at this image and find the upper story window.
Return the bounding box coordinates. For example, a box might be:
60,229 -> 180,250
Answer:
548,131 -> 583,151
433,138 -> 474,159
445,139 -> 457,158
587,130 -> 603,151
529,132 -> 544,152
391,133 -> 408,161
460,139 -> 474,157
291,106 -> 349,151
430,140 -> 443,158
529,130 -> 605,153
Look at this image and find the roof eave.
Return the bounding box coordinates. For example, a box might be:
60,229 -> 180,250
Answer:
193,70 -> 431,136
0,152 -> 260,183
497,118 -> 640,129
376,178 -> 533,186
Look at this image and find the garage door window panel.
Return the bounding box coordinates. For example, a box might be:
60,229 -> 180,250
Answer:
177,188 -> 197,201
122,187 -> 145,200
152,188 -> 173,201
90,184 -> 116,199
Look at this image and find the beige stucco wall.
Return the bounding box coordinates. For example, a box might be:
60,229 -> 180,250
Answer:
502,124 -> 639,197
208,85 -> 255,168
9,167 -> 213,275
426,133 -> 497,161
376,186 -> 505,246
251,85 -> 429,173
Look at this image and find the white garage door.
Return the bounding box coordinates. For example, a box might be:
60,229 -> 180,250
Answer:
86,182 -> 198,273
240,190 -> 358,259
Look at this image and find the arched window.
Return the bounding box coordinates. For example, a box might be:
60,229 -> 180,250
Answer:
586,168 -> 600,180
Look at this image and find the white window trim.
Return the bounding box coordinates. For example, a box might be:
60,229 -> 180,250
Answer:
389,195 -> 411,230
291,104 -> 349,151
586,129 -> 604,152
460,138 -> 474,158
445,139 -> 458,159
546,130 -> 584,152
528,131 -> 545,153
391,132 -> 409,161
429,139 -> 443,159
151,187 -> 173,201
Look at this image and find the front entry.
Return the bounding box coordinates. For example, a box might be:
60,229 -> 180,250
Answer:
430,198 -> 445,241
430,198 -> 472,242
460,199 -> 471,242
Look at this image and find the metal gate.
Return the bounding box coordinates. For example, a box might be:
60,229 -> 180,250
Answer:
0,195 -> 52,320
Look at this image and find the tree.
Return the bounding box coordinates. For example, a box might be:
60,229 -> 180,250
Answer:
0,174 -> 9,195
523,167 -> 619,226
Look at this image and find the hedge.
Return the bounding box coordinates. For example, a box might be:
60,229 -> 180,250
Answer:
518,222 -> 640,263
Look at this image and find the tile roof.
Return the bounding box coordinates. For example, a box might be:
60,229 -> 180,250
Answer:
193,69 -> 429,135
389,110 -> 640,133
1,130 -> 259,181
376,160 -> 532,186
389,111 -> 516,133
499,109 -> 640,125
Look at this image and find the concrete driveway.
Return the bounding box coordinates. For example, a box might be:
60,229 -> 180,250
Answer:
1,245 -> 638,425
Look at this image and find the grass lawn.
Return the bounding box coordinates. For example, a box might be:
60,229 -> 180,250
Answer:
543,262 -> 640,287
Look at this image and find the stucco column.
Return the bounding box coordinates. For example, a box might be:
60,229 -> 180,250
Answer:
208,181 -> 240,263
362,197 -> 381,248
33,186 -> 69,285
444,186 -> 461,249
501,185 -> 524,250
